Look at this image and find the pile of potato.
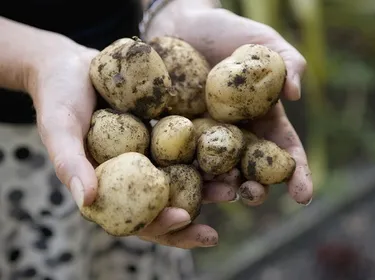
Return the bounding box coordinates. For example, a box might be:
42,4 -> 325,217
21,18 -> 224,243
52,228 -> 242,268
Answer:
81,36 -> 296,237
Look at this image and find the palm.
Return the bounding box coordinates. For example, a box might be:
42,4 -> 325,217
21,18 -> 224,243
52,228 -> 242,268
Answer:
185,9 -> 312,204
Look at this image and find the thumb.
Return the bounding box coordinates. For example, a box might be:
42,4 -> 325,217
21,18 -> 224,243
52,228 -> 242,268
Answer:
37,106 -> 97,208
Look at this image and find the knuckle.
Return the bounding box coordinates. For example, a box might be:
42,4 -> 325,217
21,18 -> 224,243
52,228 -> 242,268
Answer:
298,54 -> 307,69
52,154 -> 68,185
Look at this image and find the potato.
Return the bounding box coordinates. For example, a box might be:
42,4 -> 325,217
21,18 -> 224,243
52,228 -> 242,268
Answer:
80,152 -> 170,236
87,109 -> 150,164
205,44 -> 287,123
241,139 -> 296,185
197,125 -> 245,175
192,117 -> 220,138
151,115 -> 197,167
238,181 -> 269,206
149,36 -> 211,118
89,37 -> 172,119
162,164 -> 203,221
240,129 -> 258,144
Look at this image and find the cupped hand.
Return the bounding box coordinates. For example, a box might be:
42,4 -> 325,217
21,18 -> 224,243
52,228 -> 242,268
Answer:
177,8 -> 313,205
28,40 -> 230,249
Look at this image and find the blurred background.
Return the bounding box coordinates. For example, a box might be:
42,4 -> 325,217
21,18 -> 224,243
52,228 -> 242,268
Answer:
192,0 -> 375,279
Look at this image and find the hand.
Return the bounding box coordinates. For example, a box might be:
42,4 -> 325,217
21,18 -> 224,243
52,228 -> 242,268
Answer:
177,8 -> 313,205
27,37 -> 232,249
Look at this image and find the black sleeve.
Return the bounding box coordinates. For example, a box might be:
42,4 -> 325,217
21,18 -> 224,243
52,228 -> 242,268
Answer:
0,0 -> 143,124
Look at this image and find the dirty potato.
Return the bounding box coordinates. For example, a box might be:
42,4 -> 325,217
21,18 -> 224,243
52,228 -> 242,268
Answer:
197,125 -> 245,175
149,36 -> 211,118
192,117 -> 220,138
80,152 -> 170,237
89,37 -> 172,119
241,139 -> 296,185
87,109 -> 150,164
162,164 -> 203,221
205,44 -> 287,123
240,129 -> 258,144
151,115 -> 197,167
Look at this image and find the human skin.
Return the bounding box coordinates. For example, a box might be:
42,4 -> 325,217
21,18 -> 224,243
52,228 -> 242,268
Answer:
0,0 -> 312,249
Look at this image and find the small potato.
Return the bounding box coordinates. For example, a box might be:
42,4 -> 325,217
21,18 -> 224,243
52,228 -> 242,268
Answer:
206,44 -> 287,123
80,152 -> 170,237
162,164 -> 203,221
192,117 -> 220,138
151,115 -> 197,167
149,36 -> 211,118
241,139 -> 296,185
240,129 -> 258,144
197,125 -> 245,175
238,181 -> 269,206
87,109 -> 150,164
89,37 -> 172,119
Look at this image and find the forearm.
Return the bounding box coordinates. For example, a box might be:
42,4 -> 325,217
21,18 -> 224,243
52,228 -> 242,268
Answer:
0,17 -> 79,93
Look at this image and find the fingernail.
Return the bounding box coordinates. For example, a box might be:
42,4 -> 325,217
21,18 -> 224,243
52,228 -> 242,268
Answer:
201,244 -> 218,248
293,74 -> 301,100
300,197 -> 312,206
168,220 -> 191,231
70,176 -> 84,208
229,193 -> 240,203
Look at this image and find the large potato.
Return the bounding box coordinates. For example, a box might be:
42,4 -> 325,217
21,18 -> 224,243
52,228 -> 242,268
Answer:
151,115 -> 197,167
241,139 -> 296,185
197,125 -> 245,175
87,109 -> 150,164
80,152 -> 170,236
205,44 -> 287,123
149,36 -> 211,118
89,37 -> 172,119
162,164 -> 203,221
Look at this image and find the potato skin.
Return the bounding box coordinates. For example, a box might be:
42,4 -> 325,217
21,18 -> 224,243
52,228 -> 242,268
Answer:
205,44 -> 287,123
162,164 -> 203,221
87,109 -> 150,164
197,125 -> 245,175
192,117 -> 220,138
89,37 -> 172,119
151,115 -> 197,167
80,152 -> 170,237
149,36 -> 211,118
241,139 -> 296,185
240,129 -> 258,144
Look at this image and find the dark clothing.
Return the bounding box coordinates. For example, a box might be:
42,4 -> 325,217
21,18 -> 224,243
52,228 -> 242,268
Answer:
0,0 -> 143,123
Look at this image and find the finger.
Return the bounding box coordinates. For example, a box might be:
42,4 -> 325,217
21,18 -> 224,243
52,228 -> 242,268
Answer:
266,32 -> 307,101
238,181 -> 269,206
214,168 -> 243,189
202,181 -> 238,204
138,207 -> 191,236
37,105 -> 97,208
139,224 -> 219,249
255,103 -> 313,204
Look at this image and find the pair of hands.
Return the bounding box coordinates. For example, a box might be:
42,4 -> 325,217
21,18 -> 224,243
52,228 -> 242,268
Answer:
31,8 -> 312,249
